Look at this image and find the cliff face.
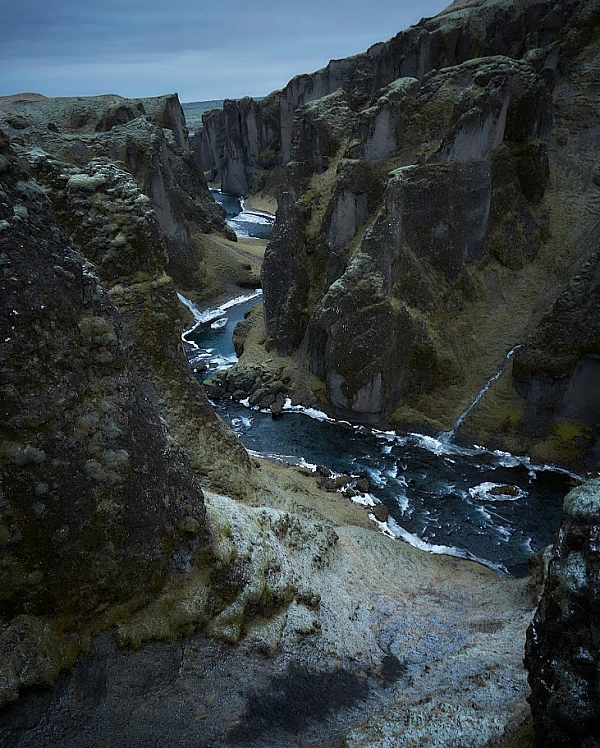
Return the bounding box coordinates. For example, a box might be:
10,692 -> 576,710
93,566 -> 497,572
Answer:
0,121 -> 249,704
0,93 -> 227,290
0,131 -> 201,703
207,0 -> 599,470
198,0 -> 586,196
525,478 -> 600,746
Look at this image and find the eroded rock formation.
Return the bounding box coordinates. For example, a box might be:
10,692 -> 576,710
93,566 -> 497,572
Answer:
0,93 -> 227,290
198,0 -> 586,196
525,478 -> 600,746
0,116 -> 253,703
205,0 -> 599,470
0,131 -> 205,703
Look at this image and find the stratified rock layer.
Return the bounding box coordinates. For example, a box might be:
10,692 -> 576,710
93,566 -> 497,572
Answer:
525,478 -> 600,747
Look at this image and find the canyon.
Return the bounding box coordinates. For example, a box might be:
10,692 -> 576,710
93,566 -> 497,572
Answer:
0,0 -> 599,744
200,0 -> 600,473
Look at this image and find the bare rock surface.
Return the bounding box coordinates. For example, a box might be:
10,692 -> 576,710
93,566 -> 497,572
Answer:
1,482 -> 536,747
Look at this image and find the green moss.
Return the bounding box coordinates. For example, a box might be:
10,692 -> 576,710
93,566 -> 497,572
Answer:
544,419 -> 593,461
531,418 -> 594,464
0,615 -> 82,709
114,569 -> 211,649
552,419 -> 592,443
503,408 -> 524,429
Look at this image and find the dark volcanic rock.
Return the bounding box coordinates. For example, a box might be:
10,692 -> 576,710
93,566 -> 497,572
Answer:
197,0 -> 578,196
0,131 -> 211,704
525,478 -> 600,747
0,93 -> 227,290
510,254 -> 600,467
262,50 -> 557,425
0,117 -> 251,704
210,0 -> 599,467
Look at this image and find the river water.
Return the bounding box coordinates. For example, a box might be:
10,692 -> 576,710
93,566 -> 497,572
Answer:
210,188 -> 274,240
181,192 -> 577,577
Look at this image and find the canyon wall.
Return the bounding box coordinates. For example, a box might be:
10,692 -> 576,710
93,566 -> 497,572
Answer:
0,93 -> 228,290
0,105 -> 250,704
206,0 -> 600,471
197,0 -> 584,196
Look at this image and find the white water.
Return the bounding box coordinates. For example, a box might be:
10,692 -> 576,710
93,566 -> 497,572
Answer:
177,289 -> 263,342
180,274 -> 585,576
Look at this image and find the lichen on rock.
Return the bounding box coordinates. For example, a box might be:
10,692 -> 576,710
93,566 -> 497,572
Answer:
0,124 -> 245,705
525,477 -> 600,746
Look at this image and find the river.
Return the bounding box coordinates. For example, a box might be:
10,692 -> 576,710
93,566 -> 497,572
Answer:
181,191 -> 577,578
210,187 -> 274,240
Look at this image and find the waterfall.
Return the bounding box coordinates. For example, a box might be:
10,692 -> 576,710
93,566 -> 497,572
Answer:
439,345 -> 522,444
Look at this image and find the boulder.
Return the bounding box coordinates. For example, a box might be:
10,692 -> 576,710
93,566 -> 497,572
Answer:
372,504 -> 389,523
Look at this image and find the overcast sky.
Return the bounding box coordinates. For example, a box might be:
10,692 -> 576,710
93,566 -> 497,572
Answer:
1,1 -> 450,103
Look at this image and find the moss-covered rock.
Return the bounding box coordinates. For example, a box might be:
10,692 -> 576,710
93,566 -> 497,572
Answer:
0,92 -> 229,292
0,124 -> 250,703
525,478 -> 600,746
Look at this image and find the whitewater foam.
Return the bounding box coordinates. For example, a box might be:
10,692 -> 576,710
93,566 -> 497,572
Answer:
178,290 -> 263,337
370,515 -> 508,575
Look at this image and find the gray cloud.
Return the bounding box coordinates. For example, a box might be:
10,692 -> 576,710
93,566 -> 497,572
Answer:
1,0 -> 449,101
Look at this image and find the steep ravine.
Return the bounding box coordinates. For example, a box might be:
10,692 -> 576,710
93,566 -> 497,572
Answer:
202,0 -> 600,473
1,2 -> 599,745
0,97 -> 547,748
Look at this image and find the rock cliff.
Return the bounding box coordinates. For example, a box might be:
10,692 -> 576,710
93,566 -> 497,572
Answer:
198,0 -> 588,196
0,122 -> 250,704
525,478 -> 600,746
205,0 -> 600,470
0,93 -> 228,291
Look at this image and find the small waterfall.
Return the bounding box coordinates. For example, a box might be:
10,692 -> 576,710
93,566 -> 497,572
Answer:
439,345 -> 522,444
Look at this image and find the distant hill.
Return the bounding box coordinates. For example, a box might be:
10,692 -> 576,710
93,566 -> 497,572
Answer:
182,98 -> 264,132
181,100 -> 224,132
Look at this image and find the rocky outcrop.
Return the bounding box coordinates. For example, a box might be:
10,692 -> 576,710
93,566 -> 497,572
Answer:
508,253 -> 600,466
262,49 -> 556,415
197,0 -> 587,196
525,478 -> 600,746
0,108 -> 257,699
0,131 -> 205,703
209,0 -> 599,469
0,93 -> 226,290
0,465 -> 539,747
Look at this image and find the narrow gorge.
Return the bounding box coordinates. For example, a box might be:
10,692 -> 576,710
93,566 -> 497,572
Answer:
1,0 -> 599,745
200,0 -> 600,474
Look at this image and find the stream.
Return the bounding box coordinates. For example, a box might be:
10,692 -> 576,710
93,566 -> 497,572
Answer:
180,192 -> 577,578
